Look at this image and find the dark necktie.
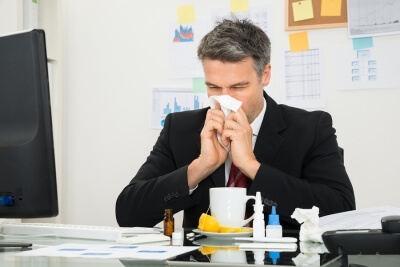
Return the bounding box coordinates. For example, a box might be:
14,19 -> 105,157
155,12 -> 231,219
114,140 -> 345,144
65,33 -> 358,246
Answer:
227,163 -> 248,188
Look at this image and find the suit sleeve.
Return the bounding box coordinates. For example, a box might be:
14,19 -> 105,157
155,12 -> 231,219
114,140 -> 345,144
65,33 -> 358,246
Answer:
250,112 -> 355,227
115,114 -> 199,227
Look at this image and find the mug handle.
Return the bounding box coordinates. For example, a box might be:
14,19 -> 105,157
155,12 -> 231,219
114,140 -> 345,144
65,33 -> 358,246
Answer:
240,195 -> 257,227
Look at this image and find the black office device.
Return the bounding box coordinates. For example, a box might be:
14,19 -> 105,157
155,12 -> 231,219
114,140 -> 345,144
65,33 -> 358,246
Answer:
0,30 -> 58,220
322,216 -> 400,255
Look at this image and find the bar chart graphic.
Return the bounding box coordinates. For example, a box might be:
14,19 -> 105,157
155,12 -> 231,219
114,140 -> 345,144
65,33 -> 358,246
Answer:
173,25 -> 194,42
151,87 -> 209,129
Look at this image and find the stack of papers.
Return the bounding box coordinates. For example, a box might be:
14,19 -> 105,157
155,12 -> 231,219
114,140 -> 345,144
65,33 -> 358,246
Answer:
319,205 -> 400,232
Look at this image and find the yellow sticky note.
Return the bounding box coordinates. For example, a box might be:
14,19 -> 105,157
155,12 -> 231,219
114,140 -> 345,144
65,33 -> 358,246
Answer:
289,32 -> 309,52
292,0 -> 314,22
230,0 -> 249,13
177,4 -> 195,24
321,0 -> 342,16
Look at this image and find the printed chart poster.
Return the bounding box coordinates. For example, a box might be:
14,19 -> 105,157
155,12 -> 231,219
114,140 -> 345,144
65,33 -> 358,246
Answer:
335,42 -> 400,90
281,47 -> 326,109
150,87 -> 209,129
347,0 -> 400,38
168,19 -> 209,79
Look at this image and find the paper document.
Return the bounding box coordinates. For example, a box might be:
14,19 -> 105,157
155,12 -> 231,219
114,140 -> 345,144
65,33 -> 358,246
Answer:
319,205 -> 400,232
15,243 -> 199,260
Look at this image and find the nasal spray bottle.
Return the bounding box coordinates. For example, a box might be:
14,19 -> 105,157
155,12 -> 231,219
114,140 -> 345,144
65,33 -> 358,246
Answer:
266,206 -> 282,238
252,192 -> 265,238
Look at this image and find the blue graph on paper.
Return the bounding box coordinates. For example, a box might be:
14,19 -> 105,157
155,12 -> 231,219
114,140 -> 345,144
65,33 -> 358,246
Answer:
151,88 -> 209,129
162,97 -> 196,115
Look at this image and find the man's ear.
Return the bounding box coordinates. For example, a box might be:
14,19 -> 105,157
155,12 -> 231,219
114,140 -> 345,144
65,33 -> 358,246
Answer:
261,63 -> 272,86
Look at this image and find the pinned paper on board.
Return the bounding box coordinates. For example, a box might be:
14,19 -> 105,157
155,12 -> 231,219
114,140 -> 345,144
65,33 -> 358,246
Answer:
177,4 -> 195,24
230,0 -> 249,13
289,31 -> 309,52
321,0 -> 342,16
292,0 -> 314,21
281,46 -> 326,109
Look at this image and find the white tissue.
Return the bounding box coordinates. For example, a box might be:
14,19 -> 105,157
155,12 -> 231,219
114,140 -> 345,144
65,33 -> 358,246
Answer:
299,241 -> 328,254
292,253 -> 320,267
291,206 -> 323,243
208,95 -> 242,151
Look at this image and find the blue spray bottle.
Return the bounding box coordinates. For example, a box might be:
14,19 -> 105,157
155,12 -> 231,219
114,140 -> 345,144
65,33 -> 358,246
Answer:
265,206 -> 282,238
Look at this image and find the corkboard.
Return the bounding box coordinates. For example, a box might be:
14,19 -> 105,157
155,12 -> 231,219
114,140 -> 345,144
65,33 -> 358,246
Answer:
285,0 -> 348,31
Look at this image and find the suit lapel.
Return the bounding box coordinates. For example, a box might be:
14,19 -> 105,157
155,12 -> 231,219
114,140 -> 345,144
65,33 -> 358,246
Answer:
254,94 -> 286,165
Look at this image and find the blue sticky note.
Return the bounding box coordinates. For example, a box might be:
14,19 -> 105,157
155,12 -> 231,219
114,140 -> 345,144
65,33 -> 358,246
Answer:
352,37 -> 373,50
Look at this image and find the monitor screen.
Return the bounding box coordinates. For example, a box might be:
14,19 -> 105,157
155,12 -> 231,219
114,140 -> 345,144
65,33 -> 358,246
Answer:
0,29 -> 58,218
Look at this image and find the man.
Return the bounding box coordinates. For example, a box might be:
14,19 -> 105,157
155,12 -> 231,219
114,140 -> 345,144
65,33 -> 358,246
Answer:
116,19 -> 355,230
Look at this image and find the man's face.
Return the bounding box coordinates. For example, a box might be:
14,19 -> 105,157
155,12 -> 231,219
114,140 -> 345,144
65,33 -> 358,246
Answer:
203,57 -> 271,124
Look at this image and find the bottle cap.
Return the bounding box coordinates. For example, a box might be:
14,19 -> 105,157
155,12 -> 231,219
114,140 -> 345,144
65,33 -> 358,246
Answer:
268,206 -> 280,225
172,231 -> 183,246
255,192 -> 263,206
253,192 -> 264,219
172,232 -> 182,239
269,251 -> 280,265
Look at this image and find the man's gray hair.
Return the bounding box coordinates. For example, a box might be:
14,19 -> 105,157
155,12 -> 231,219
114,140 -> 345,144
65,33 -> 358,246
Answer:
197,19 -> 271,81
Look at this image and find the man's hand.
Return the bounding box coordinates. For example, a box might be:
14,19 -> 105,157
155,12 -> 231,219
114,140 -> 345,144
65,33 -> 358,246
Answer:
187,104 -> 228,189
221,108 -> 261,179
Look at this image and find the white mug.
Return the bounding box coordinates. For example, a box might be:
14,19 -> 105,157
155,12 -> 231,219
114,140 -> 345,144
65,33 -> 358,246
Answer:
209,187 -> 256,228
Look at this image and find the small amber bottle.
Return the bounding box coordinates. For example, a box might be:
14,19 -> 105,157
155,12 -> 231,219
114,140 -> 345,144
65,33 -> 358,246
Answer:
163,209 -> 174,237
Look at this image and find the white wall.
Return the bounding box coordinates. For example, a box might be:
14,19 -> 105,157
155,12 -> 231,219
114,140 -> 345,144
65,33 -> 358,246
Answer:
52,0 -> 400,226
0,0 -> 21,34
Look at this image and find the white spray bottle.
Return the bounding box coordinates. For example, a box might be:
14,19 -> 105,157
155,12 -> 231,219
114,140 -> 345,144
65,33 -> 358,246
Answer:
252,192 -> 265,238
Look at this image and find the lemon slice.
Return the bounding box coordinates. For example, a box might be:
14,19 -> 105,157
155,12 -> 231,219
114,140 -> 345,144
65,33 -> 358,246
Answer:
198,213 -> 220,232
219,226 -> 241,233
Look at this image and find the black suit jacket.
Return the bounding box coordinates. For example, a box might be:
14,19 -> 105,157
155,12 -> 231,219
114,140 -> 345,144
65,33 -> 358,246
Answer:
116,94 -> 355,229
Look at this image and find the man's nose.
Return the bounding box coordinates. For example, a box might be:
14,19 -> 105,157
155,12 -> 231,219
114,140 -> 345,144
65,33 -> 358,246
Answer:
221,88 -> 230,95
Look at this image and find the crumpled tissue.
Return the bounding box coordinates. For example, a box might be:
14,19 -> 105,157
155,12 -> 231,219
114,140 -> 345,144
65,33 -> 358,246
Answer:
291,206 -> 323,243
208,95 -> 242,151
292,253 -> 320,267
299,241 -> 328,254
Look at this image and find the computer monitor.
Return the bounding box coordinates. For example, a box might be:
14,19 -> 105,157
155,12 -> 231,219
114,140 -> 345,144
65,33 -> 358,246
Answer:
0,30 -> 58,219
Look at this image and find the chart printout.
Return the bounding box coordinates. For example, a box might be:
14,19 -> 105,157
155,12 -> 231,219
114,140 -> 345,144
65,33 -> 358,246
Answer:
281,47 -> 325,109
348,0 -> 400,38
150,87 -> 208,129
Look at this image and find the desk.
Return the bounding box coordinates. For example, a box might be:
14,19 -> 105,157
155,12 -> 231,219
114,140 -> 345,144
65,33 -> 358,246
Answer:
1,231 -> 400,267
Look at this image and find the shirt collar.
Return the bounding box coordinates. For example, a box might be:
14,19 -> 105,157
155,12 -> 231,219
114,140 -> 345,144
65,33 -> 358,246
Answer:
250,97 -> 267,137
